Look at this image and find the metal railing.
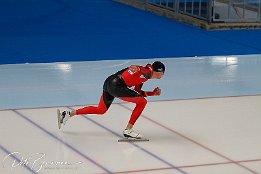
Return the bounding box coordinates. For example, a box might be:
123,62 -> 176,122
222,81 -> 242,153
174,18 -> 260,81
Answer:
140,0 -> 261,22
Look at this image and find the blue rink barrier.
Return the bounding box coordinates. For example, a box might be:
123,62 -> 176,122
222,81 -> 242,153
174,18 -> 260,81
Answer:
0,0 -> 261,64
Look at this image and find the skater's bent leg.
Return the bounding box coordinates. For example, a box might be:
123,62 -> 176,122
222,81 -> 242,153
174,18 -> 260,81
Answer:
119,97 -> 147,128
75,94 -> 112,116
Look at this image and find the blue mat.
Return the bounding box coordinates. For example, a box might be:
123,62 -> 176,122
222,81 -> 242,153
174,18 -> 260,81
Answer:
0,0 -> 261,64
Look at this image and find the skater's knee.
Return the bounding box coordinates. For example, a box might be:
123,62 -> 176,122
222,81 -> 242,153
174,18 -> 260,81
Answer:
138,97 -> 147,106
97,107 -> 107,114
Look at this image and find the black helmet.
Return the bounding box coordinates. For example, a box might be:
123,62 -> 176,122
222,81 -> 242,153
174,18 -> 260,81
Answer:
152,61 -> 165,73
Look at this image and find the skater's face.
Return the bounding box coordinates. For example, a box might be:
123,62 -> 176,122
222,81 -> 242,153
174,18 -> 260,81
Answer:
152,71 -> 164,79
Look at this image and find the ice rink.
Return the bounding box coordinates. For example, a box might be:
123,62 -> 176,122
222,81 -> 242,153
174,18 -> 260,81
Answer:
1,55 -> 261,174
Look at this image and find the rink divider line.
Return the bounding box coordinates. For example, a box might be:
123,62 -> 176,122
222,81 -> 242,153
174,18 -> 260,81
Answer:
0,144 -> 37,174
11,109 -> 113,174
67,106 -> 189,174
118,104 -> 259,174
1,94 -> 261,111
97,158 -> 261,174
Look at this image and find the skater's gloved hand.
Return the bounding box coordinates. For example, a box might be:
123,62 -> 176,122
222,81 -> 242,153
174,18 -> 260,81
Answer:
146,87 -> 161,96
152,87 -> 161,96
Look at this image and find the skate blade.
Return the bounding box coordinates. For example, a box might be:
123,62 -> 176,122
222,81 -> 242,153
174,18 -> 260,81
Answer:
57,109 -> 61,129
118,137 -> 149,142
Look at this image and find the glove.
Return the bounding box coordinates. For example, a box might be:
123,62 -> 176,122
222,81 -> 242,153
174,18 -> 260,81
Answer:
145,87 -> 161,96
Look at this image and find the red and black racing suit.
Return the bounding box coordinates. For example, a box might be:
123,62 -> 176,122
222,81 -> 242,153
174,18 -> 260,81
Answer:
76,64 -> 153,125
